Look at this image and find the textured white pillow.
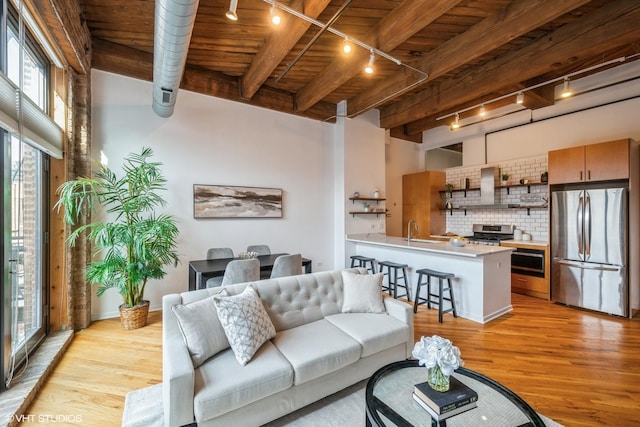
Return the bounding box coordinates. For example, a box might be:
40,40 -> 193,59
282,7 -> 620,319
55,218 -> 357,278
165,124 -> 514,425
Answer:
171,291 -> 230,368
341,271 -> 386,313
213,285 -> 276,365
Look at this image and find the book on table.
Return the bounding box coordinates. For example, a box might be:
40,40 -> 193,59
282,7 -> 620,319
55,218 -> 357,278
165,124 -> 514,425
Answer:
413,376 -> 478,415
412,393 -> 477,421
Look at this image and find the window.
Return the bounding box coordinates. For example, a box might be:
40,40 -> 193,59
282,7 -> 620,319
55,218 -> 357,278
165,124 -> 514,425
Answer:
1,1 -> 50,392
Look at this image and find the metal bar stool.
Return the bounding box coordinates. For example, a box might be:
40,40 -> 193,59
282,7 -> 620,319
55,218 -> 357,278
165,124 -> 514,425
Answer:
378,261 -> 411,301
414,268 -> 457,323
350,255 -> 377,273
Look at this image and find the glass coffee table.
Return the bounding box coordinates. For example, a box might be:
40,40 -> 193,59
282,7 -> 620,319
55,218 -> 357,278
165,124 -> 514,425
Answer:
366,360 -> 545,427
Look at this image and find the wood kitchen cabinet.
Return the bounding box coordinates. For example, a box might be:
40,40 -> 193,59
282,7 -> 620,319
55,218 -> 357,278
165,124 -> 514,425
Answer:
501,241 -> 550,300
402,171 -> 445,239
548,139 -> 630,184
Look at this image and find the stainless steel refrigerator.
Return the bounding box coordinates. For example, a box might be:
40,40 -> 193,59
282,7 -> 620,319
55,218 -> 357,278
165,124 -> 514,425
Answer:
551,187 -> 628,316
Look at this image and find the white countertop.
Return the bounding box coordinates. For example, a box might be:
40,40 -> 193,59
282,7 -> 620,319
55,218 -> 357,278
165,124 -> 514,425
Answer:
346,233 -> 514,258
500,239 -> 548,247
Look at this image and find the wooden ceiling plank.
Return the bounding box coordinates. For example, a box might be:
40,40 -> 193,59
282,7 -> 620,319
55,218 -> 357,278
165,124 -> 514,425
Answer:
91,38 -> 336,122
294,0 -> 462,112
31,0 -> 92,73
347,0 -> 592,116
383,0 -> 640,131
390,126 -> 422,143
240,0 -> 333,100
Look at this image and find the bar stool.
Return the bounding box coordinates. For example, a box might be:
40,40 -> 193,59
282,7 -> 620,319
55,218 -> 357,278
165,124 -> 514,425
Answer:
378,261 -> 411,301
414,268 -> 457,323
350,255 -> 377,273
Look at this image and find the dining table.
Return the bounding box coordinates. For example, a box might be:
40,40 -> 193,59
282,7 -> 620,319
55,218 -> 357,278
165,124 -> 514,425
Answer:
188,253 -> 312,291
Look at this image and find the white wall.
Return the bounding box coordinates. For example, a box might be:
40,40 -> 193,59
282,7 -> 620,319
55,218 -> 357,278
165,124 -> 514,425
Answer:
90,70 -> 337,319
385,136 -> 422,236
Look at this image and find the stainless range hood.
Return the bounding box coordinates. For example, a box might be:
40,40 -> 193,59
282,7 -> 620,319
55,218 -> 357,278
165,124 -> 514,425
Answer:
460,167 -> 513,209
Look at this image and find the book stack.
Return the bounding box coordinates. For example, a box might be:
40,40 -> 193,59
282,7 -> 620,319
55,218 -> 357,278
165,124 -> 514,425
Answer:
412,376 -> 478,421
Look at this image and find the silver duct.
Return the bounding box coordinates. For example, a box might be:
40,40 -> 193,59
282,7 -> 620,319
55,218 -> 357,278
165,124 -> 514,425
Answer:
153,0 -> 200,118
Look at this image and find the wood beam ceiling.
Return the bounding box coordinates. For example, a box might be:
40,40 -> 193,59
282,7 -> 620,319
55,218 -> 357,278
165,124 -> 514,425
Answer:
382,0 -> 640,133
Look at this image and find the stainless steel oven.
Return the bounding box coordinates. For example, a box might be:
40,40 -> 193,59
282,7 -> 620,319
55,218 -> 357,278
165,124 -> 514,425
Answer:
511,248 -> 545,278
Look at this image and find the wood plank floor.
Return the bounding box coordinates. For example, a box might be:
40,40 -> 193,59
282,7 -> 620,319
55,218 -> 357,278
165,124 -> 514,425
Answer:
23,294 -> 640,426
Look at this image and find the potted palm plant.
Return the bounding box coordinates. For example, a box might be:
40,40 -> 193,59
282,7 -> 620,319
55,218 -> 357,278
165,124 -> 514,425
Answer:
55,147 -> 180,330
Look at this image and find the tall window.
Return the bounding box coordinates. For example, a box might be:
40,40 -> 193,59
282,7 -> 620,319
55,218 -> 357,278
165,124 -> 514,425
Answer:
1,1 -> 50,392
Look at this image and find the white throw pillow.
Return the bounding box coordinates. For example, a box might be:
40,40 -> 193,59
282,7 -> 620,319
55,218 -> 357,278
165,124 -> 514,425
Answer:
341,271 -> 386,313
171,291 -> 230,368
213,285 -> 276,366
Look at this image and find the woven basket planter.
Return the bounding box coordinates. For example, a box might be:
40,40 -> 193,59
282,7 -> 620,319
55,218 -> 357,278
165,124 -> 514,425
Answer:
119,300 -> 150,330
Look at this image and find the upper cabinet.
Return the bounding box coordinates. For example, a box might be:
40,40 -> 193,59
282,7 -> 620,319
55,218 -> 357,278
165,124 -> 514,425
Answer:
548,139 -> 631,185
402,171 -> 445,239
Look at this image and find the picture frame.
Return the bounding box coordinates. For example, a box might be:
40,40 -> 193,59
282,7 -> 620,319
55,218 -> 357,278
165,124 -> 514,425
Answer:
193,184 -> 283,218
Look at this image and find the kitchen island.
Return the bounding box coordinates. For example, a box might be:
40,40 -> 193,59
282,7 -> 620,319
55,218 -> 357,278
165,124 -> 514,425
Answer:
346,233 -> 514,324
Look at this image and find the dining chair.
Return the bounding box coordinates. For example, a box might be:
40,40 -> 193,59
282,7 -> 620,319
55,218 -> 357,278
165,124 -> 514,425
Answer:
270,254 -> 302,279
205,247 -> 235,288
207,247 -> 234,260
221,259 -> 260,285
246,245 -> 271,256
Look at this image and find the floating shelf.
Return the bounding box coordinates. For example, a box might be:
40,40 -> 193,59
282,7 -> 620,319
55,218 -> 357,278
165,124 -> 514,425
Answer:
442,205 -> 548,216
439,182 -> 547,197
349,197 -> 386,203
349,211 -> 387,217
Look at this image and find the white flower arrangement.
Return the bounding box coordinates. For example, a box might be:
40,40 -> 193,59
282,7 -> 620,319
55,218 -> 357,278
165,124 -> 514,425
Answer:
412,335 -> 464,376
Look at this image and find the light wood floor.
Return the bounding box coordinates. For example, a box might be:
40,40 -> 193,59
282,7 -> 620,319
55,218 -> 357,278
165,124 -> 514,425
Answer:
23,294 -> 640,426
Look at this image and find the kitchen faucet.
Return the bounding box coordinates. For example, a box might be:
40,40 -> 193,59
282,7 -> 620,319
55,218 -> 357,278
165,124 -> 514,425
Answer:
407,219 -> 418,241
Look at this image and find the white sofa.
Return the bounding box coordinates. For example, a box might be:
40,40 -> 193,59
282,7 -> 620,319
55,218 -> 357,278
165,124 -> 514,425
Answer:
162,267 -> 414,426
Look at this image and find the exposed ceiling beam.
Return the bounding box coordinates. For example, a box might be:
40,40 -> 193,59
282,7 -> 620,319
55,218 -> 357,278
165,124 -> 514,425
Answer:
240,0 -> 332,100
382,0 -> 640,131
91,38 -> 336,121
390,127 -> 421,144
30,0 -> 92,74
294,0 -> 461,112
347,0 -> 591,116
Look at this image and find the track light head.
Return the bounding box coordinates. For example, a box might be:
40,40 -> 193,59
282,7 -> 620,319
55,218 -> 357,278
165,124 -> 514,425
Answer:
343,38 -> 352,54
225,0 -> 238,21
270,2 -> 281,25
364,50 -> 375,74
561,77 -> 573,98
479,104 -> 486,117
516,92 -> 524,104
450,113 -> 460,130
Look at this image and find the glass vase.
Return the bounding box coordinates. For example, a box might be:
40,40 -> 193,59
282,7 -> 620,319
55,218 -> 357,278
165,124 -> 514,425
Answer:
427,365 -> 450,392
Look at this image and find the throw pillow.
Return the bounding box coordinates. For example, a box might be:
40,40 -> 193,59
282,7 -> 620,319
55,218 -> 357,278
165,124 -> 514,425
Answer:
341,271 -> 386,314
171,290 -> 230,368
213,285 -> 276,365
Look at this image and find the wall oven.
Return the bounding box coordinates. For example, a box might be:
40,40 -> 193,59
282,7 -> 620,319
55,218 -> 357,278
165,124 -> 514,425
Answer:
511,247 -> 545,278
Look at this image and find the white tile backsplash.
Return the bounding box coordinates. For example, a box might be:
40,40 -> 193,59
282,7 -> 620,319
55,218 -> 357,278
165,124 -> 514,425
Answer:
444,155 -> 548,240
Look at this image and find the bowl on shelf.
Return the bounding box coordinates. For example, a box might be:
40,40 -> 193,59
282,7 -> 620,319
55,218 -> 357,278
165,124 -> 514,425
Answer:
449,236 -> 468,247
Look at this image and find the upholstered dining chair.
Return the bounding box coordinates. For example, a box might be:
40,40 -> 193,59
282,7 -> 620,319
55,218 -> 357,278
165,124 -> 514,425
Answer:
270,254 -> 302,279
205,247 -> 235,288
246,244 -> 271,256
207,247 -> 234,260
221,258 -> 260,285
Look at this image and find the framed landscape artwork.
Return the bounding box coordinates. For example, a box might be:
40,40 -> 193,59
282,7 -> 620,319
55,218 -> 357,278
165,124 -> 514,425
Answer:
193,184 -> 283,218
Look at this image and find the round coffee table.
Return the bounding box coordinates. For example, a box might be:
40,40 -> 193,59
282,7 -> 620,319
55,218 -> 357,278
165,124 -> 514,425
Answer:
366,360 -> 545,427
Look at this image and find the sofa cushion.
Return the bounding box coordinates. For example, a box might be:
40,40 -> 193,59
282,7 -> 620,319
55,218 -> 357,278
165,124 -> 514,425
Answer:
326,313 -> 410,358
171,292 -> 230,367
341,271 -> 386,313
193,340 -> 293,422
271,319 -> 361,385
213,285 -> 276,365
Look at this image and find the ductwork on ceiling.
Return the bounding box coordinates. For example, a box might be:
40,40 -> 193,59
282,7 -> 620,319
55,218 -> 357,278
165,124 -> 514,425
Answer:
153,0 -> 200,118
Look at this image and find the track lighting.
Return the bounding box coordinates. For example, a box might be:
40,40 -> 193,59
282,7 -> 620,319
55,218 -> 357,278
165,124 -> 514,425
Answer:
516,92 -> 524,104
561,77 -> 573,98
225,0 -> 238,21
364,50 -> 375,74
450,113 -> 460,130
479,104 -> 486,117
270,1 -> 281,25
342,37 -> 352,54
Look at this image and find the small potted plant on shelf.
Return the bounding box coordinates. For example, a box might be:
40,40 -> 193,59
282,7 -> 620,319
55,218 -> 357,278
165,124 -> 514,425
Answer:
55,147 -> 180,330
444,183 -> 454,198
501,173 -> 510,186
